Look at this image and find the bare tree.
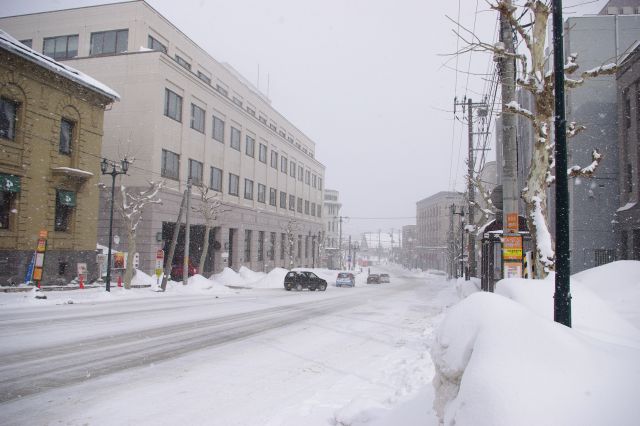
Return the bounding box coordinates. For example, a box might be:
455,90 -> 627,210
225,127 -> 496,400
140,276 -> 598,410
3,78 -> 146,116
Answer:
192,186 -> 229,273
282,219 -> 300,269
454,1 -> 616,276
118,181 -> 163,288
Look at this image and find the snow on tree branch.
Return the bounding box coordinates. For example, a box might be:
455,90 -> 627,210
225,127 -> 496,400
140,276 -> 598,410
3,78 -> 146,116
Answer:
567,121 -> 586,138
504,101 -> 535,122
567,150 -> 603,178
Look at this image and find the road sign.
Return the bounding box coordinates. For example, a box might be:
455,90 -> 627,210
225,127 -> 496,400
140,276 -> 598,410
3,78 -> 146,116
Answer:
502,235 -> 523,260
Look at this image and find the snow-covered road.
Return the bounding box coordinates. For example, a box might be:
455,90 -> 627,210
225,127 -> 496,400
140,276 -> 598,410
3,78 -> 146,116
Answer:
0,268 -> 456,425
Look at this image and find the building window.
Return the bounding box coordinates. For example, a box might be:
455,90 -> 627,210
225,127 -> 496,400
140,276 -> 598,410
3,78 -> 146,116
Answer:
259,143 -> 267,163
0,174 -> 19,229
233,97 -> 243,108
305,200 -> 310,215
228,173 -> 239,196
245,135 -> 255,157
147,35 -> 167,53
289,195 -> 295,211
269,232 -> 276,261
305,170 -> 311,185
281,233 -> 286,260
317,205 -> 322,217
269,123 -> 277,132
230,127 -> 241,151
244,178 -> 254,200
281,156 -> 288,173
311,202 -> 316,217
216,85 -> 228,97
188,159 -> 203,185
212,115 -> 224,142
175,55 -> 191,70
0,98 -> 18,141
269,188 -> 277,206
210,166 -> 222,192
298,165 -> 303,182
90,29 -> 128,56
244,229 -> 252,262
297,235 -> 302,258
161,149 -> 179,180
318,177 -> 323,190
257,183 -> 266,203
258,231 -> 264,261
43,34 -> 78,60
271,151 -> 278,169
164,89 -> 182,122
305,236 -> 309,258
19,39 -> 32,48
197,71 -> 211,85
594,249 -> 616,267
54,189 -> 75,232
280,191 -> 287,209
59,118 -> 74,155
191,104 -> 205,133
312,174 -> 317,188
290,161 -> 296,178
259,116 -> 267,125
297,197 -> 303,213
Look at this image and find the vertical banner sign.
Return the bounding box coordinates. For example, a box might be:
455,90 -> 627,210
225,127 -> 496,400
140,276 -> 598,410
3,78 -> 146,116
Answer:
155,249 -> 164,280
506,213 -> 519,233
33,229 -> 48,286
502,235 -> 523,279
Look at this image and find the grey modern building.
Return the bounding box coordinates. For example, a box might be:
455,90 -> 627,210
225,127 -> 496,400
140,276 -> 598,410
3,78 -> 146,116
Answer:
615,41 -> 640,260
562,6 -> 640,272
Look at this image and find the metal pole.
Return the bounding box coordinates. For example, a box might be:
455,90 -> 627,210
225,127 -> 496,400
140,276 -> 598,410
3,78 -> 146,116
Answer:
183,178 -> 192,286
552,0 -> 571,327
338,216 -> 343,269
105,172 -> 116,292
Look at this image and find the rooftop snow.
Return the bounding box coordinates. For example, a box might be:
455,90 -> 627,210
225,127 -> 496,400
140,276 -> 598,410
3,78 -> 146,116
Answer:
0,29 -> 120,101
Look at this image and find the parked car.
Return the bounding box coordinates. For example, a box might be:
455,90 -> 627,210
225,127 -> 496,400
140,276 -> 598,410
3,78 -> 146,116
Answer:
336,272 -> 355,287
366,274 -> 380,284
170,257 -> 198,280
284,270 -> 328,291
380,273 -> 390,283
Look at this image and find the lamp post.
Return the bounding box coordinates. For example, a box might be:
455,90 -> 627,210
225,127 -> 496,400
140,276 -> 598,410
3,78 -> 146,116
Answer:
100,157 -> 129,292
452,206 -> 465,279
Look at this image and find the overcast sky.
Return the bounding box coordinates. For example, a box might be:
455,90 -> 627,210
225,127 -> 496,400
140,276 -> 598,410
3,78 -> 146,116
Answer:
1,0 -> 610,237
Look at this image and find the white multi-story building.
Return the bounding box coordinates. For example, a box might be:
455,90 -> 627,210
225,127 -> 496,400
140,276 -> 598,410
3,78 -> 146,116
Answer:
0,1 -> 326,274
322,189 -> 341,268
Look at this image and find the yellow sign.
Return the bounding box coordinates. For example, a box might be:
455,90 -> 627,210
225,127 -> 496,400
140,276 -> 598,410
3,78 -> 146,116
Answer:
503,235 -> 523,260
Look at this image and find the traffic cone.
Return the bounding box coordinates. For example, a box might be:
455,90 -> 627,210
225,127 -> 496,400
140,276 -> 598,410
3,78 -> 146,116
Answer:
117,276 -> 122,287
79,275 -> 84,289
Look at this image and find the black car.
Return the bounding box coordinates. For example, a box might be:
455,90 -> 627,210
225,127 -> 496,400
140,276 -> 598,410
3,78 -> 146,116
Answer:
284,271 -> 328,291
366,274 -> 380,284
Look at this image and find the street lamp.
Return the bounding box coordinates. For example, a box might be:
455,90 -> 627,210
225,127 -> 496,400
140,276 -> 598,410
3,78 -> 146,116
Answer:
100,157 -> 129,292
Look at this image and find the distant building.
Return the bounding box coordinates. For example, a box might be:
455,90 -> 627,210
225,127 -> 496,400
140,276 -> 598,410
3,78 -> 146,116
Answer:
615,41 -> 640,260
323,189 -> 341,269
416,191 -> 464,271
0,30 -> 118,285
401,224 -> 417,268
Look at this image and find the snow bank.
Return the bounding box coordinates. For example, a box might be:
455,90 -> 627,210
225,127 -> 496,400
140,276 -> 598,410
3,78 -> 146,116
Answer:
572,260 -> 640,328
431,292 -> 640,426
238,266 -> 266,284
131,269 -> 157,287
211,267 -> 246,287
161,274 -> 233,295
245,267 -> 288,289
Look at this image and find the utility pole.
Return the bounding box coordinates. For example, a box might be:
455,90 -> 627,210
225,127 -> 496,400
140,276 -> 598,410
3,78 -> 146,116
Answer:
453,97 -> 488,279
449,204 -> 457,278
338,216 -> 343,269
499,0 -> 522,283
183,178 -> 192,286
552,0 -> 571,327
348,235 -> 352,270
378,229 -> 381,264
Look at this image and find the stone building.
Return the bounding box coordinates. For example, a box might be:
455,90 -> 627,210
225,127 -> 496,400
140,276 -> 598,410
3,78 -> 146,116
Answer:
0,30 -> 118,285
323,189 -> 342,269
416,191 -> 464,271
1,1 -> 326,275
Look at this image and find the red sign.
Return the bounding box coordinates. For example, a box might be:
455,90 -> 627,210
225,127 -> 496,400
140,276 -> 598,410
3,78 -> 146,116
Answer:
506,213 -> 519,233
156,249 -> 164,260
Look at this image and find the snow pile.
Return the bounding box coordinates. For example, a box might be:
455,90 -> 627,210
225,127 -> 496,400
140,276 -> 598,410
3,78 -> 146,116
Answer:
238,266 -> 266,284
455,277 -> 480,299
431,261 -> 640,426
131,269 -> 157,287
245,267 -> 289,289
162,274 -> 233,295
211,267 -> 246,287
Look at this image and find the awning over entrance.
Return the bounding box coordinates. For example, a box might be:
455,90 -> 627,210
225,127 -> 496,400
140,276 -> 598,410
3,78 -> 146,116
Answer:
0,173 -> 20,193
